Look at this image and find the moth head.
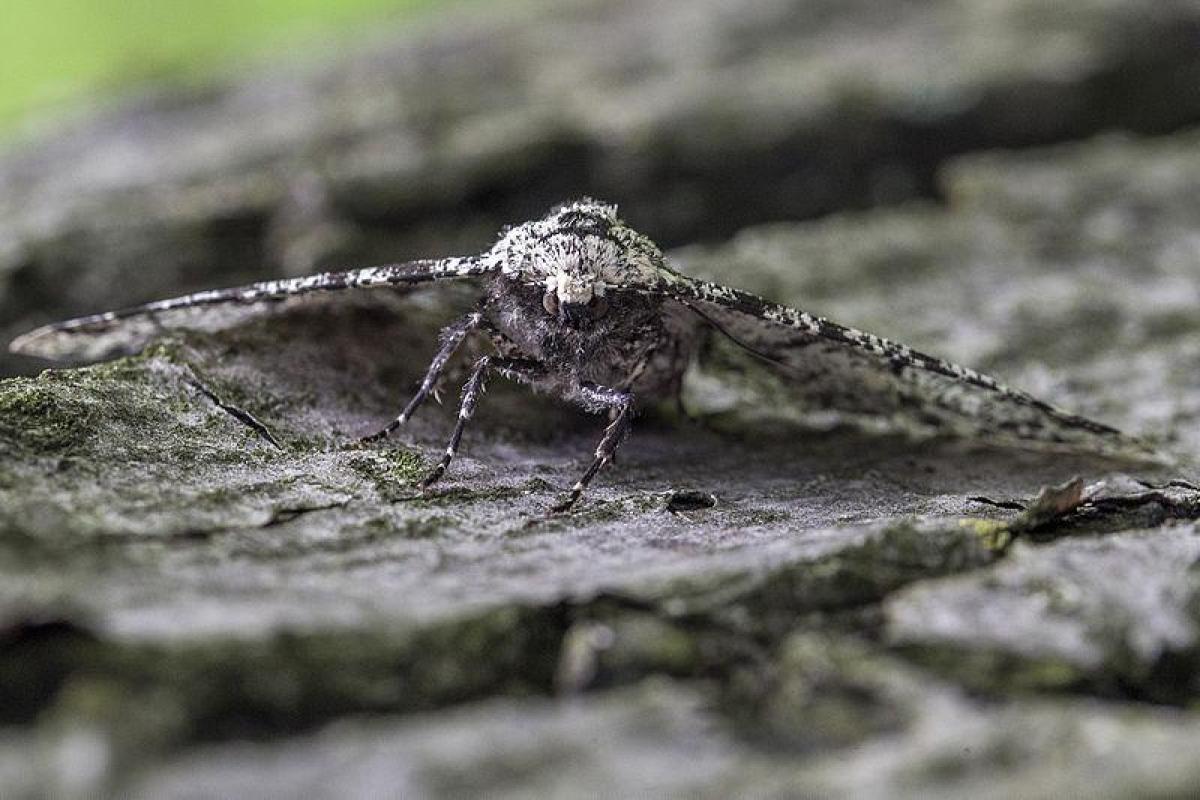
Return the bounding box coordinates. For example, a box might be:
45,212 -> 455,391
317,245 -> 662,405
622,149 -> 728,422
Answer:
541,269 -> 609,327
495,198 -> 664,325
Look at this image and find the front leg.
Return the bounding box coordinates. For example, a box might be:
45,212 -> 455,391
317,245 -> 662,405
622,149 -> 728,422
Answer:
360,309 -> 484,443
551,383 -> 635,513
420,356 -> 545,489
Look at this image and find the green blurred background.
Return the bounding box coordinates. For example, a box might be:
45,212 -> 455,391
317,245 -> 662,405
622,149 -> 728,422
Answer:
0,0 -> 447,127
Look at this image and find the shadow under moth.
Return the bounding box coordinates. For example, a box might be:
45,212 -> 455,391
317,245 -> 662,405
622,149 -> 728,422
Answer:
10,199 -> 1155,511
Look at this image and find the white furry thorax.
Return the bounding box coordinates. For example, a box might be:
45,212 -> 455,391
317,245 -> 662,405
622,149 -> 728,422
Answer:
492,199 -> 667,304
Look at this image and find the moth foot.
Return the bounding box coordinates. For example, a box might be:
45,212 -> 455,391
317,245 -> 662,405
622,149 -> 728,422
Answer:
548,489 -> 584,515
359,419 -> 406,445
419,465 -> 447,491
547,499 -> 577,515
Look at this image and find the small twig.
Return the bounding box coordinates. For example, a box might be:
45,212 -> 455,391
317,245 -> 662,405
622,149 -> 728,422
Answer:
968,496 -> 1026,511
186,370 -> 282,449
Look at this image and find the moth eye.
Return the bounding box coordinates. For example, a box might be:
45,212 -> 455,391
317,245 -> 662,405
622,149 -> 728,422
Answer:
588,295 -> 609,319
542,291 -> 559,316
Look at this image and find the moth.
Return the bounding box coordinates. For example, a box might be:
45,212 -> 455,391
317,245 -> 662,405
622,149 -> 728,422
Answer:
10,199 -> 1145,511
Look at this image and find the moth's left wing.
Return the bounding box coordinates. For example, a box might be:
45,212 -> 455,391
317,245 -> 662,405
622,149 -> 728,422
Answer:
655,271 -> 1155,459
9,256 -> 493,363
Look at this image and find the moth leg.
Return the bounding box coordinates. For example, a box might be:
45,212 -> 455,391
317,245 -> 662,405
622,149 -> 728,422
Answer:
551,383 -> 635,514
420,356 -> 544,489
360,309 -> 484,443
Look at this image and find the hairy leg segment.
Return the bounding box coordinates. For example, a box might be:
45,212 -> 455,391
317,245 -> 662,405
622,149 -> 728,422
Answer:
419,356 -> 546,490
551,383 -> 636,513
360,309 -> 485,443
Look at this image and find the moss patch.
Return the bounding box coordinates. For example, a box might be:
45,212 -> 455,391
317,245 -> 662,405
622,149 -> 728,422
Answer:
0,377 -> 97,454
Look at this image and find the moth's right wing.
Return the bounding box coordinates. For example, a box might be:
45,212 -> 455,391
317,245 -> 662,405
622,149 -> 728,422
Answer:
9,256 -> 494,362
654,271 -> 1161,462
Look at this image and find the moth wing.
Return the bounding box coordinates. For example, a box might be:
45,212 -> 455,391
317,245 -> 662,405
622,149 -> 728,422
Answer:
660,273 -> 1156,460
9,257 -> 493,363
12,299 -> 287,364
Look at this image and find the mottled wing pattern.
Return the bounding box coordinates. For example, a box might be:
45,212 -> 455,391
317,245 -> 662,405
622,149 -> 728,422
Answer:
661,272 -> 1153,458
9,256 -> 492,362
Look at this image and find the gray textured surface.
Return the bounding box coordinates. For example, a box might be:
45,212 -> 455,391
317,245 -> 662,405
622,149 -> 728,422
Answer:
4,1 -> 1200,797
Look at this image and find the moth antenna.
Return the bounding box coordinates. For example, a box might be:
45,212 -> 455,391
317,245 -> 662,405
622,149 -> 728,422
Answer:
679,298 -> 791,370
